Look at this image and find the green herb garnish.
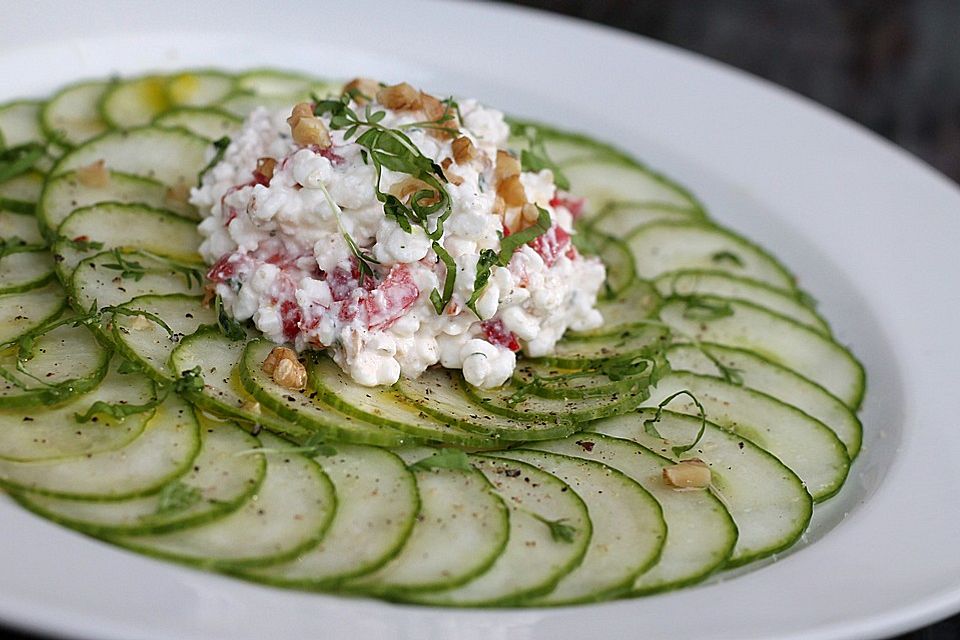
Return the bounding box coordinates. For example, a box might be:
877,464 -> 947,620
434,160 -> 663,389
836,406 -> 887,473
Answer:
643,390 -> 708,457
154,481 -> 202,516
680,295 -> 735,321
102,249 -> 146,281
198,136 -> 231,183
409,449 -> 472,472
214,295 -> 247,341
518,126 -> 570,190
0,142 -> 46,182
711,250 -> 743,267
466,206 -> 552,318
532,515 -> 577,543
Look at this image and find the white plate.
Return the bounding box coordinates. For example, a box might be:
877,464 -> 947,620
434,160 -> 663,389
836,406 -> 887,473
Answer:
2,2 -> 959,639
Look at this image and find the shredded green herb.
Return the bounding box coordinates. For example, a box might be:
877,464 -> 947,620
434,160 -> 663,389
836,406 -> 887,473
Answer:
680,295 -> 735,321
154,481 -> 202,516
467,206 -> 552,318
409,449 -> 472,472
198,136 -> 231,183
531,514 -> 577,543
643,390 -> 709,457
214,294 -> 247,341
710,250 -> 743,267
518,126 -> 570,190
0,142 -> 46,183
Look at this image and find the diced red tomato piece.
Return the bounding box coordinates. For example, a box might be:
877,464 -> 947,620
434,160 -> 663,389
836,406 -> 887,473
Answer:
530,225 -> 572,267
279,299 -> 302,342
481,318 -> 521,352
207,253 -> 242,283
317,146 -> 345,166
549,192 -> 586,220
327,264 -> 361,302
363,265 -> 419,330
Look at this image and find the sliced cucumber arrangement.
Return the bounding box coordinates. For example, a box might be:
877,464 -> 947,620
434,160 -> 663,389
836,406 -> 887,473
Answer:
0,70 -> 867,609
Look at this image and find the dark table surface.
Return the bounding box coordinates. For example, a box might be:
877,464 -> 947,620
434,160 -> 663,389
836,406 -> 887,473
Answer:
3,1 -> 959,639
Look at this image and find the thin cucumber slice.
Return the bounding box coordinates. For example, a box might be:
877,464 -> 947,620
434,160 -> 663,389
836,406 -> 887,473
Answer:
642,371 -> 850,501
658,297 -> 865,409
589,409 -> 813,566
567,279 -> 661,338
466,376 -> 649,423
238,338 -> 413,446
528,433 -> 737,595
111,294 -> 215,382
235,444 -> 418,588
573,230 -> 636,300
40,80 -> 111,147
219,92 -> 305,118
0,282 -> 67,346
0,321 -> 109,409
0,358 -> 152,461
0,101 -> 44,147
541,325 -> 670,368
405,455 -> 591,606
71,250 -> 204,311
0,170 -> 45,206
654,270 -> 829,334
169,329 -> 313,441
235,69 -> 337,98
395,367 -> 580,441
39,169 -> 197,238
154,106 -> 242,139
666,343 -> 862,458
586,201 -> 701,235
53,202 -> 203,281
51,126 -> 212,187
0,209 -> 45,247
507,119 -> 636,166
309,356 -> 499,448
490,448 -> 666,605
12,416 -> 265,535
109,432 -> 335,568
342,447 -> 509,595
628,221 -> 796,291
563,156 -> 701,215
101,72 -> 235,129
512,356 -> 663,400
0,249 -> 55,294
0,393 -> 200,499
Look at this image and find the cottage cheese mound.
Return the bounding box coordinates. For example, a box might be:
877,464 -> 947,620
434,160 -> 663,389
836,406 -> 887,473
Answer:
192,81 -> 605,388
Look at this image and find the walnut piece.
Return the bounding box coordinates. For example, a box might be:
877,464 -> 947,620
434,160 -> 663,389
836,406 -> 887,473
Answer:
377,82 -> 423,111
165,181 -> 192,209
273,358 -> 307,390
287,102 -> 331,148
342,77 -> 380,104
262,346 -> 299,375
262,346 -> 307,390
389,176 -> 441,205
451,136 -> 476,165
255,157 -> 277,182
76,160 -> 110,188
129,314 -> 154,331
497,174 -> 527,208
494,150 -> 521,183
662,459 -> 712,489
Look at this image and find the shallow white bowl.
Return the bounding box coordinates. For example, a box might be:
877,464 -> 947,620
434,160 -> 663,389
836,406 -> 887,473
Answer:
1,2 -> 958,639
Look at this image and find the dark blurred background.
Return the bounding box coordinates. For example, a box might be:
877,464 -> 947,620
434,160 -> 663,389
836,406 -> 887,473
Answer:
494,0 -> 960,185
489,1 -> 959,639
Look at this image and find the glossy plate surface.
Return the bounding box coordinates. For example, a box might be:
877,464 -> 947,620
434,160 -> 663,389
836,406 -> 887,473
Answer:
1,2 -> 958,639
